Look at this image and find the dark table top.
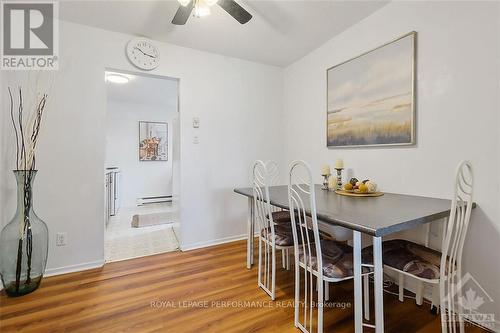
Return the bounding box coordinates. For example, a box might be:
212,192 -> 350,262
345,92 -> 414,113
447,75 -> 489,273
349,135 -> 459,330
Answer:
234,185 -> 454,237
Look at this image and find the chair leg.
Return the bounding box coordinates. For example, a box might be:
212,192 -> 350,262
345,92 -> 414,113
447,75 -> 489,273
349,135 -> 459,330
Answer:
281,249 -> 286,269
431,283 -> 440,314
271,246 -> 276,301
294,264 -> 300,328
364,274 -> 370,320
286,248 -> 291,270
258,238 -> 262,287
416,281 -> 424,306
325,281 -> 330,301
318,278 -> 324,333
398,273 -> 404,302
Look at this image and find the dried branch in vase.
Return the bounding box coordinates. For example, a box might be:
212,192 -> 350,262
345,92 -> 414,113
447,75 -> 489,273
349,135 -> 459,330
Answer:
8,87 -> 48,172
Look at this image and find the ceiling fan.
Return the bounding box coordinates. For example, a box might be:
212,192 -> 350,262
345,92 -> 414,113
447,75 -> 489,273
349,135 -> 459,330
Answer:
172,0 -> 252,25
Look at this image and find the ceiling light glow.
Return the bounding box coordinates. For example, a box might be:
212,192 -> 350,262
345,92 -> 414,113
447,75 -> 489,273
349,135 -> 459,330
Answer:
194,3 -> 211,17
178,0 -> 191,7
106,73 -> 130,84
176,0 -> 217,18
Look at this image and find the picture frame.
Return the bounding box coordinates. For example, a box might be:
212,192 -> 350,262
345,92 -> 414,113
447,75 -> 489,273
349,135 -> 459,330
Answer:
138,121 -> 168,161
326,31 -> 416,148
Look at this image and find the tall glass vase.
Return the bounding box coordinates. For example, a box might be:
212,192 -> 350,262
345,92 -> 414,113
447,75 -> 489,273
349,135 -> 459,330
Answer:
0,170 -> 48,297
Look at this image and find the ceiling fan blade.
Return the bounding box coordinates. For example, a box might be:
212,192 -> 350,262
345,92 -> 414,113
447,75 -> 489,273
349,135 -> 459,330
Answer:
218,0 -> 252,24
172,2 -> 194,25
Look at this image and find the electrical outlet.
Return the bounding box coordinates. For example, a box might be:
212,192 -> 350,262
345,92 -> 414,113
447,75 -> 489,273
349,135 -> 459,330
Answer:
56,232 -> 67,246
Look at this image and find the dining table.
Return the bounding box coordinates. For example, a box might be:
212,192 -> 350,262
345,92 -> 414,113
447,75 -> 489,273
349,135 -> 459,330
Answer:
234,184 -> 455,333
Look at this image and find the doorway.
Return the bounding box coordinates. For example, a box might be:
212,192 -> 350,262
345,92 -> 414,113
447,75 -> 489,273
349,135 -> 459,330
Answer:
103,69 -> 180,262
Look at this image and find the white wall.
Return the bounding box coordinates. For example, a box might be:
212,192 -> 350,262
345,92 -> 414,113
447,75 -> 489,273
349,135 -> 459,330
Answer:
105,100 -> 177,207
283,1 -> 500,327
0,20 -> 284,273
1,3 -> 498,327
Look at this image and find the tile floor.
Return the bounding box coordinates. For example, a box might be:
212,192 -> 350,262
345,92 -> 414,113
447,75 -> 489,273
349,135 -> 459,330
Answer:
105,203 -> 180,262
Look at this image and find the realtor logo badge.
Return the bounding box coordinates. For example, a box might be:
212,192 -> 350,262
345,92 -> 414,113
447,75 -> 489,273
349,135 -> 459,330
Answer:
445,272 -> 495,329
1,1 -> 59,70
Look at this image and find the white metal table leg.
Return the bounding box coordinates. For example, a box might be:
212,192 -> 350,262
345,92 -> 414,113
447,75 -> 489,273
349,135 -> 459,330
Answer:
353,231 -> 363,333
398,273 -> 404,302
373,236 -> 384,333
416,282 -> 424,305
364,274 -> 370,320
246,197 -> 254,269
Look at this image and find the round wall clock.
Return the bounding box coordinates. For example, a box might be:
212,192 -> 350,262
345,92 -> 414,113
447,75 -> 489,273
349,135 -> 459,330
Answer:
126,39 -> 160,71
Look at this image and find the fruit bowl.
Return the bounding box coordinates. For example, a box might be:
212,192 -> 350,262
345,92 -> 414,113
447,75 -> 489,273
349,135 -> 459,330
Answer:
335,189 -> 384,197
340,178 -> 380,195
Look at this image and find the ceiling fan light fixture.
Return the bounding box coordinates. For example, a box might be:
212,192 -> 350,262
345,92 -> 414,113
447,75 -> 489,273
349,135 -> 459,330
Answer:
194,3 -> 211,17
172,0 -> 252,25
177,0 -> 191,7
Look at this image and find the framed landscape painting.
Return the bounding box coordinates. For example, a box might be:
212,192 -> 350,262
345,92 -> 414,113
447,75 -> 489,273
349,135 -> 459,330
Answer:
139,121 -> 168,161
327,31 -> 416,148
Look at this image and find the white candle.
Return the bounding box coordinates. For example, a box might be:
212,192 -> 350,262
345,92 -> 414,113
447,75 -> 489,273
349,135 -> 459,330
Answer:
335,159 -> 344,169
321,165 -> 331,176
328,176 -> 336,190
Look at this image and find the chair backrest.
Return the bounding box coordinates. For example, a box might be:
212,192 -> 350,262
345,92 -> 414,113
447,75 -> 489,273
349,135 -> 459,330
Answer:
252,160 -> 274,235
265,160 -> 282,213
288,161 -> 324,332
440,161 -> 474,331
266,160 -> 280,186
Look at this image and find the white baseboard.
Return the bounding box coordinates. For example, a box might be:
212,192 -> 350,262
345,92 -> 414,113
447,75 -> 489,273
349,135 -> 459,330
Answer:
180,233 -> 248,251
44,259 -> 105,277
0,259 -> 105,292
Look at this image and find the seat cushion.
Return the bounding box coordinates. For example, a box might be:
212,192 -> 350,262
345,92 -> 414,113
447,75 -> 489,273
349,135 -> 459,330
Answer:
261,224 -> 295,246
362,239 -> 443,280
270,213 -> 335,243
298,240 -> 370,279
268,211 -> 292,224
261,223 -> 317,247
269,212 -> 341,241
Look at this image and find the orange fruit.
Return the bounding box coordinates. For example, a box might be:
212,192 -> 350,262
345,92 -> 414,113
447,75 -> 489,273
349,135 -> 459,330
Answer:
344,183 -> 353,191
358,184 -> 368,193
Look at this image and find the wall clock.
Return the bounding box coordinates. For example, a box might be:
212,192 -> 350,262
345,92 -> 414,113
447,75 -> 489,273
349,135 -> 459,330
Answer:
126,39 -> 160,71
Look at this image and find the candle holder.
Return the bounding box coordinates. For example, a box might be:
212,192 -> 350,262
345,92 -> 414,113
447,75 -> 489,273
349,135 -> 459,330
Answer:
334,168 -> 344,190
321,174 -> 330,190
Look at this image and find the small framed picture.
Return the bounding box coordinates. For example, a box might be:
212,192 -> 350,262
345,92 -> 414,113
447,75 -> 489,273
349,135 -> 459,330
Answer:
138,121 -> 168,161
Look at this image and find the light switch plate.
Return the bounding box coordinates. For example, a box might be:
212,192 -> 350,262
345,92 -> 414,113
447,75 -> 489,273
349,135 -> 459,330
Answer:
193,117 -> 200,128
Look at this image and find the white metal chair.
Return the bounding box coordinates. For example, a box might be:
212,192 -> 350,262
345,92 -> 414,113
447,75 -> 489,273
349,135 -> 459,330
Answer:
439,161 -> 474,332
266,160 -> 294,270
363,161 -> 474,333
253,160 -> 294,300
288,161 -> 372,333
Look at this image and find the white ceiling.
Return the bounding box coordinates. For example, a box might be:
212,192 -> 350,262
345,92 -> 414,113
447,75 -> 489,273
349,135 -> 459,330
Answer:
60,0 -> 388,67
106,71 -> 179,108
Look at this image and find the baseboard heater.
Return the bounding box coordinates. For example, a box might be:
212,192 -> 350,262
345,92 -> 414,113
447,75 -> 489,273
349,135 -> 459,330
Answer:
137,195 -> 172,206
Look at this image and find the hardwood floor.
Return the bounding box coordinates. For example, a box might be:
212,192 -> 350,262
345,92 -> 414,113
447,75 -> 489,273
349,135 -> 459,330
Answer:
0,239 -> 488,333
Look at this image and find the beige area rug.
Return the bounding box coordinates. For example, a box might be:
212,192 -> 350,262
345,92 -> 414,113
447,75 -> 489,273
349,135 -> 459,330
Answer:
132,211 -> 174,227
105,204 -> 180,262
